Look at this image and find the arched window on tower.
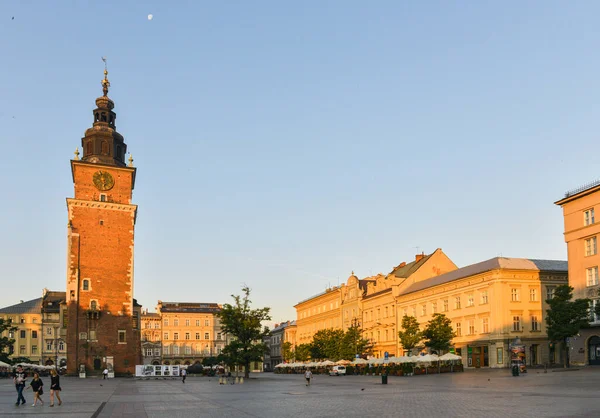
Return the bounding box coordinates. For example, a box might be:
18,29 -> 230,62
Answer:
116,146 -> 121,160
95,112 -> 99,122
101,141 -> 109,155
86,142 -> 93,155
101,112 -> 107,122
109,115 -> 114,125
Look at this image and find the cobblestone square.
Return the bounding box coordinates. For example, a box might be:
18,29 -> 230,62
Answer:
1,369 -> 600,418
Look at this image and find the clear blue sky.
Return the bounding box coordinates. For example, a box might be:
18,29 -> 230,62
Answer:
1,1 -> 599,325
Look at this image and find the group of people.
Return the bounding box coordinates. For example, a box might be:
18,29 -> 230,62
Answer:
13,365 -> 62,407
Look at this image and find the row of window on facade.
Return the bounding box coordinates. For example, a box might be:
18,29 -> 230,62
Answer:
163,332 -> 221,341
7,326 -> 64,340
161,345 -> 223,356
300,300 -> 340,319
78,330 -> 127,343
161,318 -> 213,327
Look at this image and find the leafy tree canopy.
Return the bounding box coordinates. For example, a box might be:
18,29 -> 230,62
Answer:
422,313 -> 455,353
398,315 -> 422,355
0,318 -> 17,364
217,286 -> 271,378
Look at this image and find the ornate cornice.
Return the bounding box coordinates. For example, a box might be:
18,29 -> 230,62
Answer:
67,198 -> 137,213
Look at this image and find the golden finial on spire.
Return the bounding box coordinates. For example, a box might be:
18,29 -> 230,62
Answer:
74,147 -> 80,160
101,56 -> 110,96
128,154 -> 134,167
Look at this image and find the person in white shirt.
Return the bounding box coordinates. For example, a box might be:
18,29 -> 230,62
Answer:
102,368 -> 108,379
181,368 -> 187,384
304,369 -> 313,386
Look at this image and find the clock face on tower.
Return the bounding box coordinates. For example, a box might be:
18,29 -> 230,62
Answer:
93,170 -> 115,191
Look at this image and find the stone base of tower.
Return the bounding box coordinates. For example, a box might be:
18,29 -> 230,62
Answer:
66,303 -> 141,376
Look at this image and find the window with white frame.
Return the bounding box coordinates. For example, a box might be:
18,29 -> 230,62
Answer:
480,291 -> 488,304
173,319 -> 179,326
185,346 -> 191,354
163,346 -> 169,355
443,299 -> 449,312
530,288 -> 537,302
456,322 -> 462,337
154,322 -> 159,329
385,306 -> 388,317
204,332 -> 210,340
164,319 -> 169,326
467,294 -> 474,307
546,286 -> 555,301
587,266 -> 599,287
205,319 -> 209,326
174,332 -> 179,340
146,348 -> 152,356
455,296 -> 461,309
513,316 -> 521,331
195,332 -> 200,340
511,288 -> 520,302
531,315 -> 539,331
173,345 -> 179,355
482,317 -> 489,333
164,332 -> 169,340
59,341 -> 64,351
118,330 -> 126,344
412,306 -> 417,317
432,301 -> 437,314
46,341 -> 53,351
468,319 -> 475,335
421,305 -> 426,316
185,332 -> 190,340
185,319 -> 190,326
154,348 -> 160,356
196,320 -> 200,326
585,237 -> 598,256
585,208 -> 595,226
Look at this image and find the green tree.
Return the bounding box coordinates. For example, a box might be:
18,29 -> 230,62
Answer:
546,284 -> 590,368
398,316 -> 422,355
217,286 -> 271,378
310,328 -> 345,360
422,313 -> 455,353
340,325 -> 372,360
281,341 -> 294,362
0,318 -> 17,364
202,356 -> 220,367
294,344 -> 311,362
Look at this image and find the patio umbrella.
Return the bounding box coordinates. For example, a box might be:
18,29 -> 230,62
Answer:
439,353 -> 461,361
352,358 -> 368,365
335,359 -> 352,365
321,360 -> 335,366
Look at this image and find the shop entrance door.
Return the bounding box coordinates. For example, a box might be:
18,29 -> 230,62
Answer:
472,347 -> 484,368
588,336 -> 600,365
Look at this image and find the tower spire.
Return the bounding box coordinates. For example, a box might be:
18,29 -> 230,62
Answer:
101,57 -> 110,97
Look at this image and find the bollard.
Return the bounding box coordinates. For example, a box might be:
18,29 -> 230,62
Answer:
240,377 -> 244,384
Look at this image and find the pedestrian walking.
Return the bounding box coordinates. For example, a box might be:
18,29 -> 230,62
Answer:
13,365 -> 27,406
304,369 -> 313,386
49,369 -> 62,407
27,373 -> 44,407
181,368 -> 187,384
103,368 -> 108,379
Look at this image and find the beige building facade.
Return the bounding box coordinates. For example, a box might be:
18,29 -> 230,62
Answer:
295,287 -> 342,346
140,311 -> 162,365
393,257 -> 567,368
157,301 -> 225,365
0,298 -> 43,364
556,179 -> 600,365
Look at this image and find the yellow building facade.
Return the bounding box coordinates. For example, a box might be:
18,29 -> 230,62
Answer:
393,257 -> 567,368
0,298 -> 43,364
294,249 -> 567,368
295,287 -> 342,346
556,179 -> 600,365
157,301 -> 225,365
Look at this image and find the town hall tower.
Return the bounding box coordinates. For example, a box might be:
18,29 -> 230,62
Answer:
66,66 -> 141,375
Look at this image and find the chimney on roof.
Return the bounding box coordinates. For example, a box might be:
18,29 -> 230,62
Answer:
399,262 -> 406,268
415,252 -> 425,262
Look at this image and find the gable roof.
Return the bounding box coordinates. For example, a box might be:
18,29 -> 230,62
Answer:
401,257 -> 567,296
390,253 -> 433,278
0,297 -> 42,314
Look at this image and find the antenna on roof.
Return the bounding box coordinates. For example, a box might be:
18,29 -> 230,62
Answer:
414,246 -> 420,253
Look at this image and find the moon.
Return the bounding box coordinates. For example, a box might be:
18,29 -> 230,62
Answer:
148,14 -> 153,21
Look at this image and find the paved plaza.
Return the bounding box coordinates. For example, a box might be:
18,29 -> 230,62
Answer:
1,368 -> 600,417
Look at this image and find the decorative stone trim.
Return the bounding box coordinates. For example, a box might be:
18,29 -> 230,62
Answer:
67,198 -> 137,213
